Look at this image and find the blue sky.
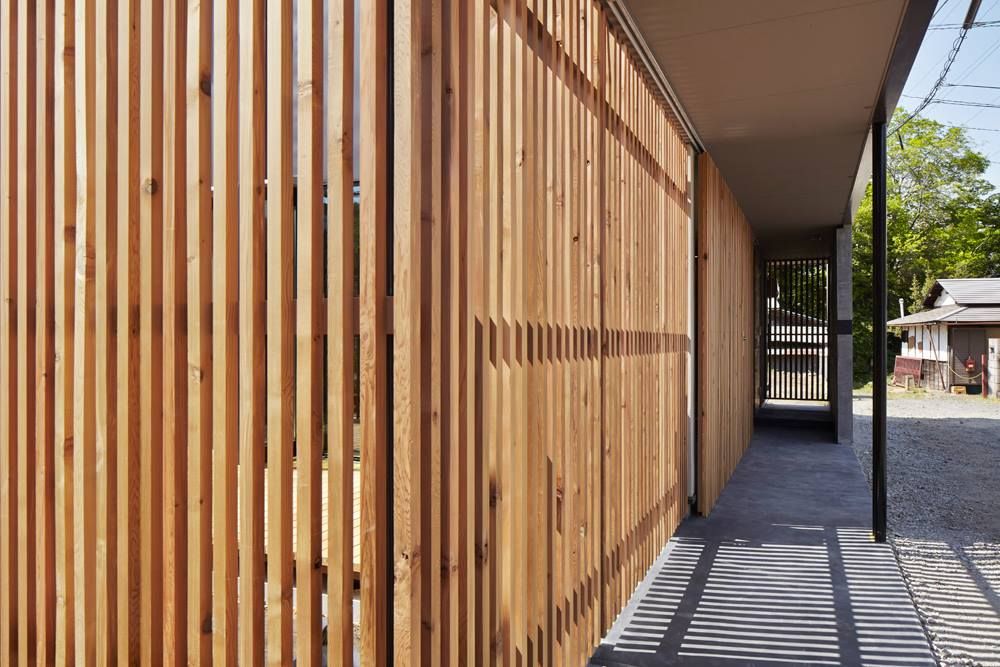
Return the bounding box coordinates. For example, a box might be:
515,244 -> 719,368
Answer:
900,0 -> 1000,189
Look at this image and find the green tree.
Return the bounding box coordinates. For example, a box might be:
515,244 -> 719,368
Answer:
852,109 -> 999,384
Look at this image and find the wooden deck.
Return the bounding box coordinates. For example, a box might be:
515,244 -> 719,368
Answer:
263,466 -> 362,580
261,425 -> 363,580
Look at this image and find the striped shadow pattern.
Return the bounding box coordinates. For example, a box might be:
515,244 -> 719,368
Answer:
591,527 -> 934,666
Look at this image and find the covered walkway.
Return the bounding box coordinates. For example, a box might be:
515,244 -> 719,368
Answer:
590,425 -> 934,666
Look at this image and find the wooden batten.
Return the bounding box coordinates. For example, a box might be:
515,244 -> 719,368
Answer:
0,1 -> 764,664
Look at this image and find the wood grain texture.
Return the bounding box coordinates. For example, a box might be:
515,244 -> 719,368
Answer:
138,0 -> 165,660
34,0 -> 57,658
94,0 -> 117,660
296,0 -> 326,663
53,0 -> 77,660
0,1 -> 763,662
114,0 -> 140,661
360,0 -> 389,664
696,153 -> 754,516
392,0 -> 426,660
0,0 -> 16,659
185,0 -> 212,660
237,0 -> 266,660
264,0 -> 294,662
162,0 -> 188,659
211,0 -> 239,662
16,0 -> 39,659
326,0 -> 356,664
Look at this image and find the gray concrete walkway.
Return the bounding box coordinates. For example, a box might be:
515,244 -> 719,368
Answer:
590,425 -> 935,667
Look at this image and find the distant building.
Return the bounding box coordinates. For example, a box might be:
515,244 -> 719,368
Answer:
888,278 -> 1000,392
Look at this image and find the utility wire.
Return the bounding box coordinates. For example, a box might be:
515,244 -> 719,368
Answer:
943,83 -> 1000,90
933,0 -> 955,19
890,24 -> 973,134
929,98 -> 1000,108
927,19 -> 1000,28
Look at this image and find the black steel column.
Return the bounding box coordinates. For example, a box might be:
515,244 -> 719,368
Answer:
872,121 -> 888,543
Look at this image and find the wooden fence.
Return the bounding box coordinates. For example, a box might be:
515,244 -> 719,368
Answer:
0,0 -> 731,664
696,153 -> 755,515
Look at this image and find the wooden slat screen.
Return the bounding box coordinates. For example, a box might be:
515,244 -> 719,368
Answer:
0,0 -> 741,664
696,153 -> 755,516
390,0 -> 693,662
0,0 -> 373,663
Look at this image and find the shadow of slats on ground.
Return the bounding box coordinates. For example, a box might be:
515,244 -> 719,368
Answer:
590,425 -> 935,667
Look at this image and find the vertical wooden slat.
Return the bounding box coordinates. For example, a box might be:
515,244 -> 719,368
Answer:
550,0 -> 564,659
0,0 -> 755,660
486,3 -> 501,661
442,0 -> 470,662
185,0 -> 212,659
72,0 -> 98,657
114,0 -> 140,659
517,1 -> 530,650
696,152 -> 753,515
513,0 -> 528,659
16,0 -> 39,661
596,4 -> 607,635
0,0 -> 17,659
426,0 -> 443,661
544,1 -> 558,660
297,0 -> 325,661
360,0 -> 389,663
34,0 -> 58,657
261,0 -> 295,663
469,0 -> 490,662
498,0 -> 514,659
138,0 -> 165,659
528,0 -> 546,661
162,0 -> 188,658
237,0 -> 266,658
94,0 -> 117,658
264,0 -> 295,660
563,0 -> 577,657
211,0 -> 239,659
327,0 -> 356,663
394,0 -> 427,659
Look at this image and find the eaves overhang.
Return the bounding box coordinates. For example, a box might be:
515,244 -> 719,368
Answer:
611,0 -> 937,240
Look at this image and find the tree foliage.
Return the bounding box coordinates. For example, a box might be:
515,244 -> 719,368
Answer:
853,108 -> 1000,384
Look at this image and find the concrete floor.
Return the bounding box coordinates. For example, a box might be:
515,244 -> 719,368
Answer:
590,424 -> 935,667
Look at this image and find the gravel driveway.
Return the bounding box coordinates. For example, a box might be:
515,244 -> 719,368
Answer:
854,392 -> 1000,666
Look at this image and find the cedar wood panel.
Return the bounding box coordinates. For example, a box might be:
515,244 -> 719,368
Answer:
0,0 -> 754,663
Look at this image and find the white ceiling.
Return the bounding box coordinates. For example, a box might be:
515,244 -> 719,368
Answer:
621,0 -> 913,239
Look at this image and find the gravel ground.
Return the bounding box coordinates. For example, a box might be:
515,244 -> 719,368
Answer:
854,392 -> 1000,666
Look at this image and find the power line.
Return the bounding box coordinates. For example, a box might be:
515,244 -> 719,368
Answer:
943,83 -> 1000,90
951,38 -> 1000,86
933,0 -> 955,19
929,98 -> 1000,108
926,19 -> 1000,28
890,22 -> 973,133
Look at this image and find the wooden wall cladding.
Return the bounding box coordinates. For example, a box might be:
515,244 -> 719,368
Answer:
0,0 -> 694,664
696,153 -> 755,516
385,0 -> 693,661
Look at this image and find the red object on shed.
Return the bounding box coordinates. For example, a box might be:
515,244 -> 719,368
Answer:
893,355 -> 922,386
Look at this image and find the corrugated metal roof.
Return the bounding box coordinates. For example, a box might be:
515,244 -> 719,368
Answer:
888,305 -> 965,326
889,304 -> 1000,326
941,306 -> 1000,324
937,278 -> 1000,306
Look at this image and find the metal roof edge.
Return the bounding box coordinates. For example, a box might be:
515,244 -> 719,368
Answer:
604,0 -> 706,153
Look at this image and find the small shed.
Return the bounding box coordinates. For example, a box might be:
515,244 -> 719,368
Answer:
888,278 -> 1000,391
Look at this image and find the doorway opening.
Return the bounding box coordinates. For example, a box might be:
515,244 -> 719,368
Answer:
763,258 -> 831,407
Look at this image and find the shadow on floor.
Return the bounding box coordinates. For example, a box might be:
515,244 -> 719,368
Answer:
852,404 -> 1000,665
590,425 -> 935,666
